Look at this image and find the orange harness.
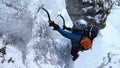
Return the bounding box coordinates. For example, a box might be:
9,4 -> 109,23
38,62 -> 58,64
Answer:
80,37 -> 92,50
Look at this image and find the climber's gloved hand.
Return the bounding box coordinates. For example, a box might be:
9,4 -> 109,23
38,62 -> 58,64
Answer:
48,20 -> 54,26
48,20 -> 59,30
63,25 -> 67,29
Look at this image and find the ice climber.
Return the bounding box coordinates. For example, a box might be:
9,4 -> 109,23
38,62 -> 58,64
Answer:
48,19 -> 99,61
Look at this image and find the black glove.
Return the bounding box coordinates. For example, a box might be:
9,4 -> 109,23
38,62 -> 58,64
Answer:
63,25 -> 72,31
48,20 -> 59,30
63,25 -> 67,29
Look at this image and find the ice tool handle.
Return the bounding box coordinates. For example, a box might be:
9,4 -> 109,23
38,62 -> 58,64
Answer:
42,7 -> 51,21
37,5 -> 51,21
57,14 -> 66,29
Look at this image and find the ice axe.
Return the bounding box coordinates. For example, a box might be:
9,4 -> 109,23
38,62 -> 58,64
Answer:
57,14 -> 66,29
37,4 -> 51,21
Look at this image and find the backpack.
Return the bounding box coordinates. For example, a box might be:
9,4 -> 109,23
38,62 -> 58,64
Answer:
80,37 -> 92,50
80,25 -> 99,50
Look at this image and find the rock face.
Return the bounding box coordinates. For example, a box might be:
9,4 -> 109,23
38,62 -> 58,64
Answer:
65,0 -> 114,29
65,0 -> 85,21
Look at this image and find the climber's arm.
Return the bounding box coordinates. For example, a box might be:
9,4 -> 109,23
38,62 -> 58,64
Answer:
58,28 -> 81,42
48,20 -> 81,42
